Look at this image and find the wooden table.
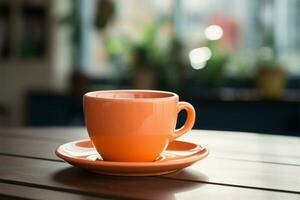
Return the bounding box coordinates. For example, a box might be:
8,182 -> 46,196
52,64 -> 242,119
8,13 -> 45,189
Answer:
0,128 -> 300,199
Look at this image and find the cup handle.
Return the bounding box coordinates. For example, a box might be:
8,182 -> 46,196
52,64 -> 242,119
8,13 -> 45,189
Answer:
170,102 -> 196,142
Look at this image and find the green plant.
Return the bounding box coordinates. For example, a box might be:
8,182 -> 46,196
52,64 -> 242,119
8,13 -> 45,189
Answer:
193,40 -> 229,88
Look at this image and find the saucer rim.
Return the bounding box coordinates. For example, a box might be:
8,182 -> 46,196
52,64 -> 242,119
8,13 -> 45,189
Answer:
55,139 -> 209,167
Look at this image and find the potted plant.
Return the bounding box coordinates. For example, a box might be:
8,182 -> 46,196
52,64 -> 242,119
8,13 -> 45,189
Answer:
130,45 -> 157,89
192,40 -> 229,89
129,20 -> 174,89
255,47 -> 286,99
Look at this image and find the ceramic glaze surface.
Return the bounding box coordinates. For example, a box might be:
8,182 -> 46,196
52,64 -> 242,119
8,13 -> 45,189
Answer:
83,90 -> 196,162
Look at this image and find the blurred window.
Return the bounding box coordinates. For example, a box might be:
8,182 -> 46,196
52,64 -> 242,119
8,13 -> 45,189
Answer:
79,0 -> 300,78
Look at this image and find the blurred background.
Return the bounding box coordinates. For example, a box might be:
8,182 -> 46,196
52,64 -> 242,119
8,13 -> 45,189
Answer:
0,0 -> 300,136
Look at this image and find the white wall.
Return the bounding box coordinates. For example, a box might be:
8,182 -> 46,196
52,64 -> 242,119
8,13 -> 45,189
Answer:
51,0 -> 73,92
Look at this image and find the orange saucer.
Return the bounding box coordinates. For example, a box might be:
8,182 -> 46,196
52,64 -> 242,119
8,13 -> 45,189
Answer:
55,139 -> 208,176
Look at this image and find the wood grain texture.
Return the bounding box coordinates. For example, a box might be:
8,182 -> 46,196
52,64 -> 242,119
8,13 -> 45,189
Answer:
179,130 -> 300,165
1,155 -> 299,200
0,129 -> 300,193
0,182 -> 103,200
162,157 -> 300,193
1,128 -> 300,164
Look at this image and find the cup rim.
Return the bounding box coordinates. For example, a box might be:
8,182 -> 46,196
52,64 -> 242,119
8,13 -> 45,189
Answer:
84,90 -> 178,102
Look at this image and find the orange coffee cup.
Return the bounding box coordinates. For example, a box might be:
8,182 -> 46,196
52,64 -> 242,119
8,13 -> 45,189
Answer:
83,90 -> 195,162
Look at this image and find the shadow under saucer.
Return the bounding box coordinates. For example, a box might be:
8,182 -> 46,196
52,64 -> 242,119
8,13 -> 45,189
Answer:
162,168 -> 209,182
52,166 -> 207,199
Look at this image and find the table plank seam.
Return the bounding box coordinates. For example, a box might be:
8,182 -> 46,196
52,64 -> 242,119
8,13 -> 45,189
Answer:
1,151 -> 299,169
2,173 -> 300,198
215,151 -> 300,159
0,133 -> 65,143
0,179 -> 123,200
0,153 -> 64,163
2,129 -> 300,199
0,194 -> 31,200
2,131 -> 300,161
159,177 -> 300,195
214,156 -> 300,167
3,131 -> 300,159
1,153 -> 300,196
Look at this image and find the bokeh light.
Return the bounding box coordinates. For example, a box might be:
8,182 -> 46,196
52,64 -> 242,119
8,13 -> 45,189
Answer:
189,47 -> 212,70
204,25 -> 223,40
